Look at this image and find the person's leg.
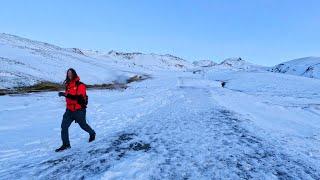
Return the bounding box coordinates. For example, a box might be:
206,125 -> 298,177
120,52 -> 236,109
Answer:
61,110 -> 74,145
74,109 -> 95,135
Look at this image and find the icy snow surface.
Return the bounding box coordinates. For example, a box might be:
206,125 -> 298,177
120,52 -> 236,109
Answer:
1,70 -> 320,179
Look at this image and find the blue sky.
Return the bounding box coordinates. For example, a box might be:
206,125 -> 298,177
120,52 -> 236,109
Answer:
0,0 -> 319,65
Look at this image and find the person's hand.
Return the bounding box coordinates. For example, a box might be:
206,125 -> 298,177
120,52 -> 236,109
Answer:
58,92 -> 65,97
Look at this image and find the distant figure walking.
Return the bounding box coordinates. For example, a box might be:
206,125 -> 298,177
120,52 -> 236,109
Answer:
55,68 -> 96,152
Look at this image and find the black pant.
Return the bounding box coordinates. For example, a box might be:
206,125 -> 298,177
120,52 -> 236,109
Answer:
61,109 -> 95,145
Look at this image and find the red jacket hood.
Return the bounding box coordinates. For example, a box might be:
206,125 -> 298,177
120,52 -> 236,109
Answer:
65,76 -> 80,88
67,76 -> 80,84
73,76 -> 80,82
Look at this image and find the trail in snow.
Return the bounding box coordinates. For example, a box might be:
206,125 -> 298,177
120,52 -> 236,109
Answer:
118,85 -> 319,179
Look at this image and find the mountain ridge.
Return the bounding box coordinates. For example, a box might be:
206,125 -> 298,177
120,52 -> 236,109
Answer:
269,56 -> 320,79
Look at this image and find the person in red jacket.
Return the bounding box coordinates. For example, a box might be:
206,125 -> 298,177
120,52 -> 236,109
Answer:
55,68 -> 96,152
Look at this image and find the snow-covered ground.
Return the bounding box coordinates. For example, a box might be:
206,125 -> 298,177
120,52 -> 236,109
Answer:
1,69 -> 320,179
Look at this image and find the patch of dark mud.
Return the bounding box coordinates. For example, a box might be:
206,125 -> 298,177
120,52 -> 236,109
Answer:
0,74 -> 151,96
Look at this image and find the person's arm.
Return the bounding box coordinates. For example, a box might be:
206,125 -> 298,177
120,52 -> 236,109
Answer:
63,84 -> 86,102
77,84 -> 86,97
75,84 -> 86,104
65,94 -> 80,100
58,92 -> 80,100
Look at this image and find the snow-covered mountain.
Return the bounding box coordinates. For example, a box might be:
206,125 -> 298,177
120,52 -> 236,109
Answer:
214,57 -> 266,71
269,57 -> 320,79
193,60 -> 217,67
192,57 -> 266,72
0,33 -> 193,89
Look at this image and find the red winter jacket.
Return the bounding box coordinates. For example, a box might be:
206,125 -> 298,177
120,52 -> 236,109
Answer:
65,76 -> 87,111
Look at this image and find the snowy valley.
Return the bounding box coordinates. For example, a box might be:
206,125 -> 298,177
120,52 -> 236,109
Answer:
1,34 -> 320,179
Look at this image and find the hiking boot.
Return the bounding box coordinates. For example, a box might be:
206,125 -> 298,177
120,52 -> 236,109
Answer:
55,144 -> 71,152
89,133 -> 96,143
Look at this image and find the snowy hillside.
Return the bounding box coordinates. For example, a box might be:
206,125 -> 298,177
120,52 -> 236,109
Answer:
87,50 -> 193,71
0,33 -> 131,89
269,57 -> 320,79
0,33 -> 193,89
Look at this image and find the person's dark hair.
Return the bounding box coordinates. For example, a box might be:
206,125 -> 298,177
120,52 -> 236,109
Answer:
63,68 -> 78,85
